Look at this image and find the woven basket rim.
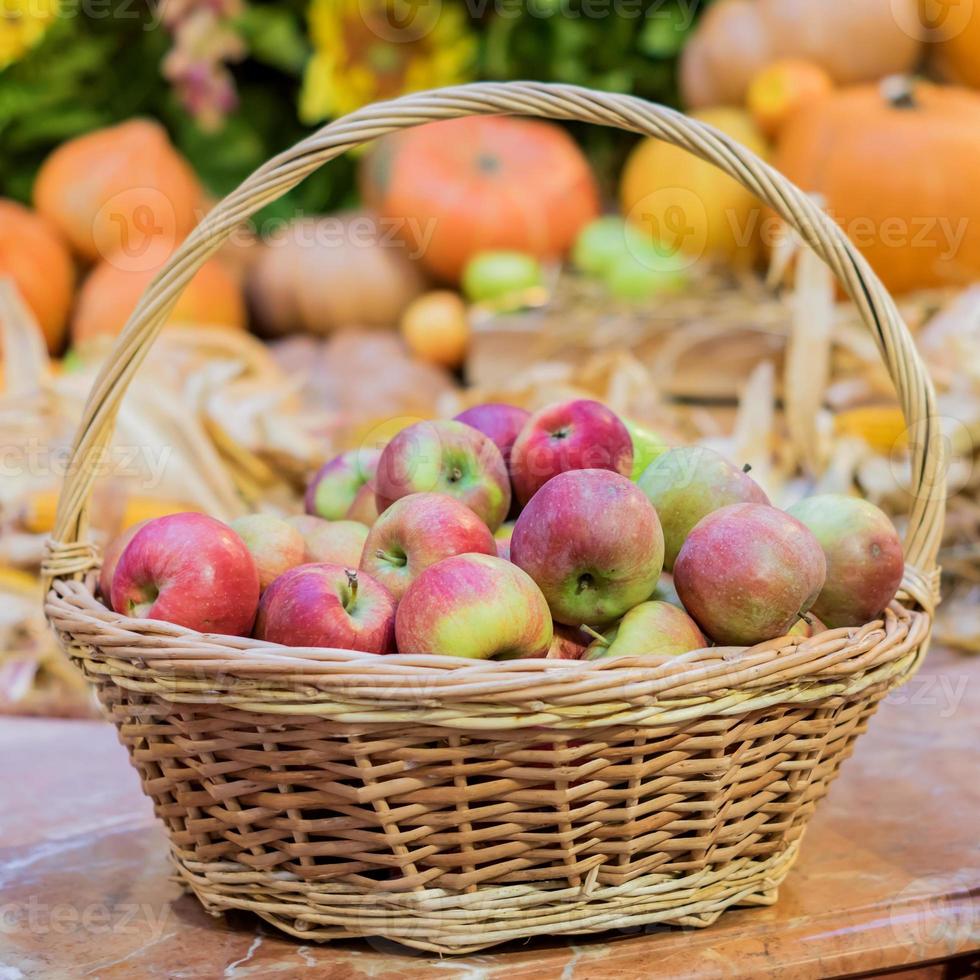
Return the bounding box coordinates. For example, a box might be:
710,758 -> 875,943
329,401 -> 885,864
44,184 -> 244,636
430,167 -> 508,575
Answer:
48,577 -> 929,726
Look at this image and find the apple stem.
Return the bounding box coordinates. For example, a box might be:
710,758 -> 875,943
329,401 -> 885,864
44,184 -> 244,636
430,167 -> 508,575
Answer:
345,569 -> 358,607
449,466 -> 463,483
376,549 -> 406,567
581,624 -> 608,645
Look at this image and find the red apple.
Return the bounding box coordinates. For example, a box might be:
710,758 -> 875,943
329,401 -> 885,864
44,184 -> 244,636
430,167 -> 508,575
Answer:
637,446 -> 770,570
255,564 -> 395,653
98,519 -> 150,602
230,513 -> 306,591
674,503 -> 827,646
345,483 -> 380,526
509,399 -> 633,505
510,469 -> 664,627
305,448 -> 381,521
454,402 -> 531,467
788,494 -> 904,627
111,512 -> 260,635
395,553 -> 553,659
360,492 -> 496,600
375,419 -> 511,531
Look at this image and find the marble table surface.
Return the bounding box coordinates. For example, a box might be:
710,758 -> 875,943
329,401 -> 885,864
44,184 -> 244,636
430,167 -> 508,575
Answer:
1,644 -> 978,979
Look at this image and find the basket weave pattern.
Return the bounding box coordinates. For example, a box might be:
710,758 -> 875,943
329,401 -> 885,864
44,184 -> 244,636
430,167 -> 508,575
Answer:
44,83 -> 943,953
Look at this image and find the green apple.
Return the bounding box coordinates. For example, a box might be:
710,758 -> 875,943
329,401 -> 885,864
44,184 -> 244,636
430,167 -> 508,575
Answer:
585,600 -> 706,659
623,418 -> 668,481
305,449 -> 381,522
571,216 -> 649,276
461,251 -> 543,303
604,243 -> 689,300
637,446 -> 770,570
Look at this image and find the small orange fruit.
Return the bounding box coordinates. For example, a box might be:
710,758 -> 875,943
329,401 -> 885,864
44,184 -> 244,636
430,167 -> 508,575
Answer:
400,290 -> 469,369
747,59 -> 834,138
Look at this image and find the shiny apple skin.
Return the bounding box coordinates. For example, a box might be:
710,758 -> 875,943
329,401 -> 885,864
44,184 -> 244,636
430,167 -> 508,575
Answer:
395,553 -> 553,659
375,419 -> 511,531
510,468 -> 664,627
509,399 -> 633,506
255,564 -> 395,653
111,512 -> 260,636
360,492 -> 496,600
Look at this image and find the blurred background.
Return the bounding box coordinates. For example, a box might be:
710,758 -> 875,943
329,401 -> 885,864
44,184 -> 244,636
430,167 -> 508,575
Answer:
1,0 -> 978,713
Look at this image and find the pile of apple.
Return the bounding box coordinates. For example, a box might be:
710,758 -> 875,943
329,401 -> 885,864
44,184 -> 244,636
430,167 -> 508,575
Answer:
100,398 -> 906,662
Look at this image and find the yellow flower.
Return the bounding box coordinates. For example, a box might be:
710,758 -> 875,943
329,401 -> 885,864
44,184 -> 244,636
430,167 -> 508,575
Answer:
300,0 -> 475,123
0,0 -> 59,71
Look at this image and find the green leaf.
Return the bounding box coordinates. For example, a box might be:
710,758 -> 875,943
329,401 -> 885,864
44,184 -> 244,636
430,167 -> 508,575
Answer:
236,6 -> 309,75
639,5 -> 694,58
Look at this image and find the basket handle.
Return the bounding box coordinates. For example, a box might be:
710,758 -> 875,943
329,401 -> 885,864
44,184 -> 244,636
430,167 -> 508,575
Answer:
45,82 -> 944,610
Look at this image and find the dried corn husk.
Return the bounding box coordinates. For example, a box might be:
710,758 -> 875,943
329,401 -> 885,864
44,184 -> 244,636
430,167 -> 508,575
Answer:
0,288 -> 337,716
783,244 -> 834,476
0,568 -> 94,717
934,587 -> 980,651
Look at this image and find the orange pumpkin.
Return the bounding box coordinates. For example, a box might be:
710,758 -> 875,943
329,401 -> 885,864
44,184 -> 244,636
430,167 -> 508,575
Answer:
759,0 -> 922,84
71,239 -> 246,348
681,0 -> 922,108
0,199 -> 75,353
362,117 -> 599,282
775,80 -> 980,294
34,119 -> 203,263
926,0 -> 980,87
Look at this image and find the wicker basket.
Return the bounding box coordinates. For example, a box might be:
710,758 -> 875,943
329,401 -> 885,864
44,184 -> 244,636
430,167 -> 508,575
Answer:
44,83 -> 945,955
